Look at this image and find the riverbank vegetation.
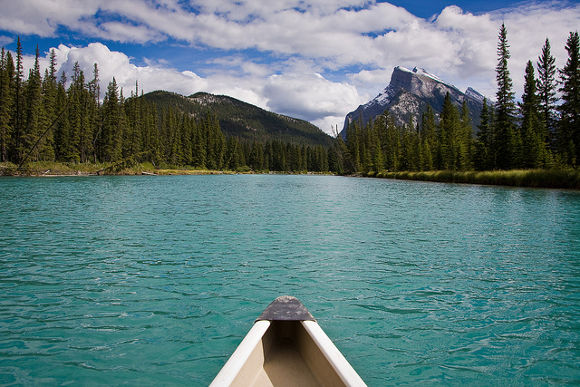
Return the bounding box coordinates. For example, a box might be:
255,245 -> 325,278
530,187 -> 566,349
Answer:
0,27 -> 578,190
372,169 -> 580,189
0,160 -> 326,176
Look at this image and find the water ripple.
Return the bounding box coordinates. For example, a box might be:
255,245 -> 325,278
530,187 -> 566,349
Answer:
0,175 -> 579,385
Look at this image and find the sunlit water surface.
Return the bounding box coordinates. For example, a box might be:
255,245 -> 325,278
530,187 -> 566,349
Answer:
0,175 -> 579,385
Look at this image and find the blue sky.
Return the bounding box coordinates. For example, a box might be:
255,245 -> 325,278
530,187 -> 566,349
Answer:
0,0 -> 578,134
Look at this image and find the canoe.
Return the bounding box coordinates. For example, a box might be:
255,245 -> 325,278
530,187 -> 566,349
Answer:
210,296 -> 366,387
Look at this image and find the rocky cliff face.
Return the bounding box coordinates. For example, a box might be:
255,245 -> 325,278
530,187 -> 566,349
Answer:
342,66 -> 485,136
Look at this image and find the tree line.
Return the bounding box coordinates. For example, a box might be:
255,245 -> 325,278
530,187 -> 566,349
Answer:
0,38 -> 330,173
1,27 -> 578,175
338,27 -> 579,174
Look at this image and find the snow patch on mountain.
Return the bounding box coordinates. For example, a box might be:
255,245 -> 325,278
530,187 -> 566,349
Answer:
342,66 -> 487,136
465,87 -> 486,103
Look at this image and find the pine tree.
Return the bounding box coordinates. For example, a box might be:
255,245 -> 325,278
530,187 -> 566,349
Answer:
400,117 -> 418,171
420,105 -> 436,170
145,104 -> 160,165
53,73 -> 68,161
117,88 -> 127,161
345,122 -> 361,172
86,63 -> 100,163
192,116 -> 206,168
11,37 -> 24,162
123,81 -> 143,160
372,126 -> 384,172
0,48 -> 14,162
64,62 -> 84,162
21,46 -> 44,163
494,23 -> 518,169
536,38 -> 558,146
475,99 -> 494,170
558,31 -> 580,166
101,78 -> 122,161
438,93 -> 461,170
40,49 -> 58,161
384,115 -> 400,171
459,100 -> 473,170
520,60 -> 547,168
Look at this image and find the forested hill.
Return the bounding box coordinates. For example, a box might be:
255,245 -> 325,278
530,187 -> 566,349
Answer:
143,91 -> 332,146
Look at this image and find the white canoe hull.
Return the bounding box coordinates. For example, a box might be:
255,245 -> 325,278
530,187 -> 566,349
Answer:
210,296 -> 366,387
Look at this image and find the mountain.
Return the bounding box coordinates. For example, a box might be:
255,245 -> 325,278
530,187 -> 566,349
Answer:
342,66 -> 486,137
143,91 -> 332,146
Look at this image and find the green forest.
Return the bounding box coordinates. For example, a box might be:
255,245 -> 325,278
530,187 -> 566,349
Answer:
0,26 -> 578,177
340,27 -> 580,175
0,40 -> 330,173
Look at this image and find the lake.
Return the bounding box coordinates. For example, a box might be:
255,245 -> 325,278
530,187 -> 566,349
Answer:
0,175 -> 579,385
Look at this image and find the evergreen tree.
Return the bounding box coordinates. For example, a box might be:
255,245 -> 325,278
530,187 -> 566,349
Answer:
39,49 -> 58,161
346,122 -> 361,172
536,38 -> 558,146
53,73 -> 68,161
101,78 -> 122,161
520,60 -> 547,168
439,93 -> 463,170
372,127 -> 384,172
11,37 -> 24,162
0,48 -> 13,161
124,82 -> 143,160
494,23 -> 519,169
88,63 -> 100,104
21,46 -> 44,163
384,115 -> 400,171
191,115 -> 206,168
420,105 -> 436,170
474,99 -> 494,170
117,88 -> 128,160
87,63 -> 100,163
459,100 -> 473,170
400,118 -> 419,171
64,62 -> 85,162
558,31 -> 580,166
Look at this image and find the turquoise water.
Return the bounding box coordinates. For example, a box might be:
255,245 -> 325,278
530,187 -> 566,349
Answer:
0,175 -> 579,385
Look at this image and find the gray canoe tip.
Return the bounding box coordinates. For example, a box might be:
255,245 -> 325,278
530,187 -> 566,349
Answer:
256,296 -> 316,322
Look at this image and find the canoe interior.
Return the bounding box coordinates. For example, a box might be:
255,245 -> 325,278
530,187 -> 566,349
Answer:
230,320 -> 346,387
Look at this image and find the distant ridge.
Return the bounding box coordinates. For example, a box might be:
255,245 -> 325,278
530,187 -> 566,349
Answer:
342,66 -> 486,137
143,91 -> 332,146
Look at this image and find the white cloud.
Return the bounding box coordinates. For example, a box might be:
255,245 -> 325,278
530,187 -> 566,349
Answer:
0,35 -> 13,47
0,1 -> 98,37
26,42 -> 365,135
264,73 -> 365,122
2,1 -> 579,135
49,43 -> 208,97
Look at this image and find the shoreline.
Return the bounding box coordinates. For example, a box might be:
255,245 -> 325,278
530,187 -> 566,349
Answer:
0,162 -> 333,178
2,162 -> 578,190
366,169 -> 580,190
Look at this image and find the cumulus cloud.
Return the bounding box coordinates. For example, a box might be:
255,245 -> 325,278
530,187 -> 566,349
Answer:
24,43 -> 365,133
2,0 -> 579,134
344,2 -> 579,103
49,43 -> 208,97
264,73 -> 365,122
21,42 -> 366,135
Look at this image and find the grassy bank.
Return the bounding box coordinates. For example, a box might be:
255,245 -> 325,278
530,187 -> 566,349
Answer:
3,162 -> 577,189
371,169 -> 580,189
0,161 -> 239,177
0,161 -> 325,177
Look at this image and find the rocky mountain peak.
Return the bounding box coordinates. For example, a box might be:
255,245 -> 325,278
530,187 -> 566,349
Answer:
342,66 -> 486,136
